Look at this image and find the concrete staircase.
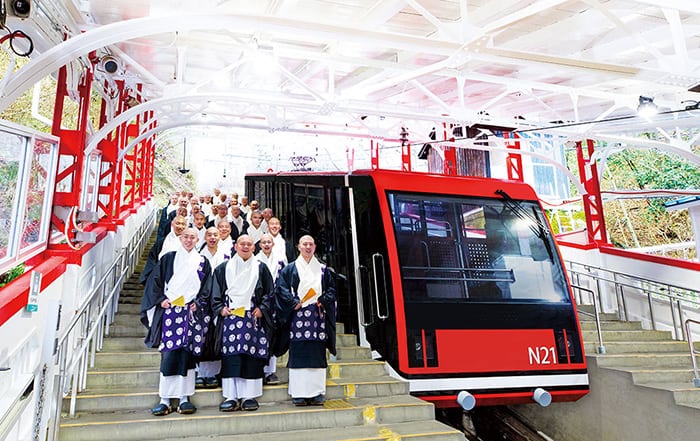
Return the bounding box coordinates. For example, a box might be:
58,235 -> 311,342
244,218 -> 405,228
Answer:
59,255 -> 465,441
512,308 -> 700,441
579,308 -> 700,411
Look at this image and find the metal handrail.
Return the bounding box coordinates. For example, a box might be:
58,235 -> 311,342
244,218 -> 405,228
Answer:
685,319 -> 700,388
566,260 -> 700,385
571,284 -> 606,354
565,261 -> 700,340
566,261 -> 700,305
48,209 -> 155,441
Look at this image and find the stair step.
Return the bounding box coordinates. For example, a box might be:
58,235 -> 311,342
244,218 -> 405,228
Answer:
639,382 -> 700,404
628,368 -> 697,384
594,353 -> 694,369
172,420 -> 465,441
59,395 -> 436,441
335,345 -> 371,360
579,320 -> 643,331
582,329 -> 673,341
120,290 -> 144,299
585,340 -> 694,354
111,314 -> 141,327
115,304 -> 142,315
102,337 -> 148,351
94,351 -> 160,369
119,296 -> 143,305
108,324 -> 148,338
578,310 -> 619,321
94,345 -> 371,369
86,361 -> 388,389
65,375 -> 409,413
101,334 -> 358,352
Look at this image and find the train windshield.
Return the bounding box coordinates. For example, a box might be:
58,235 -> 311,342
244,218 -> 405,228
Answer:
389,191 -> 570,303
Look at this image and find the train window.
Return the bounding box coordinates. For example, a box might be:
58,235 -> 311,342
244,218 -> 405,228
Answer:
388,192 -> 569,304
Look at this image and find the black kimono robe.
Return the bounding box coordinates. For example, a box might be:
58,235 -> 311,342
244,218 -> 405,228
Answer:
274,261 -> 337,365
140,251 -> 212,375
210,259 -> 275,379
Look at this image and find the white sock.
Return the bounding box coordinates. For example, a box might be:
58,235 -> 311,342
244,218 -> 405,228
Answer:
180,396 -> 189,403
160,398 -> 169,406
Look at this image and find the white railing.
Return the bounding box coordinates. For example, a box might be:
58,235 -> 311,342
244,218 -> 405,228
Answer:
631,241 -> 697,261
47,210 -> 155,441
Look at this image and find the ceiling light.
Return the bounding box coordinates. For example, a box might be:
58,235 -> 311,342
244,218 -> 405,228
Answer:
637,95 -> 658,118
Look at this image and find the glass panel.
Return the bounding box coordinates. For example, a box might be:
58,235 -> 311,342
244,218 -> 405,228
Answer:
80,152 -> 101,212
307,186 -> 325,252
389,191 -> 570,304
293,184 -> 309,237
19,139 -> 55,251
0,133 -> 26,261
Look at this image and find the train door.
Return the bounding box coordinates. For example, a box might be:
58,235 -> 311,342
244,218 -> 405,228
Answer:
287,180 -> 359,335
347,175 -> 398,363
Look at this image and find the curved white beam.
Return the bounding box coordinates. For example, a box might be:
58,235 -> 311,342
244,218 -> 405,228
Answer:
0,13 -> 464,112
86,92 -> 334,156
122,117 -> 588,200
591,133 -> 700,167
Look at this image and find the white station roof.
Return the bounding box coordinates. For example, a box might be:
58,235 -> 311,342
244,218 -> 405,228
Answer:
3,0 -> 700,142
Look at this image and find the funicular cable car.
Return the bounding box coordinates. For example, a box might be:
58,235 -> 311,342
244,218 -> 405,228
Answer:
246,169 -> 589,409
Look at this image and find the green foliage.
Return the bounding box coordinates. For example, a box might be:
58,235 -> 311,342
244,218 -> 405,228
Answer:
0,263 -> 25,288
600,143 -> 700,250
604,148 -> 700,217
546,209 -> 587,235
0,51 -> 103,132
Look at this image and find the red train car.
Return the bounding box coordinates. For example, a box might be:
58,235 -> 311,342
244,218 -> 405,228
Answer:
246,169 -> 589,409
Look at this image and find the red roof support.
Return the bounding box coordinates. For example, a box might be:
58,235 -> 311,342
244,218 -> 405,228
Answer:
576,139 -> 609,245
504,131 -> 524,182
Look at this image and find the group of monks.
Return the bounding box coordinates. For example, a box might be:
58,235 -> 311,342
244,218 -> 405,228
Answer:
139,189 -> 337,416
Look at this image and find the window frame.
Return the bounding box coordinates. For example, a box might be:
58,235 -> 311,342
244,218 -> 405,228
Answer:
0,120 -> 59,276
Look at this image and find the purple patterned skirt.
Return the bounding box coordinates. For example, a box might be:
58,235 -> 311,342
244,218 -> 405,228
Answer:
290,303 -> 327,342
221,311 -> 268,359
159,305 -> 206,356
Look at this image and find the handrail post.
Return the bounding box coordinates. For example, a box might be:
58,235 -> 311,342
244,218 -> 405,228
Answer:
669,296 -> 679,340
646,289 -> 656,331
684,319 -> 700,387
573,285 -> 606,354
590,286 -> 606,354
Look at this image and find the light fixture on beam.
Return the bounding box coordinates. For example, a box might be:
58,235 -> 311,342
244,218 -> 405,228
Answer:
637,95 -> 658,118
